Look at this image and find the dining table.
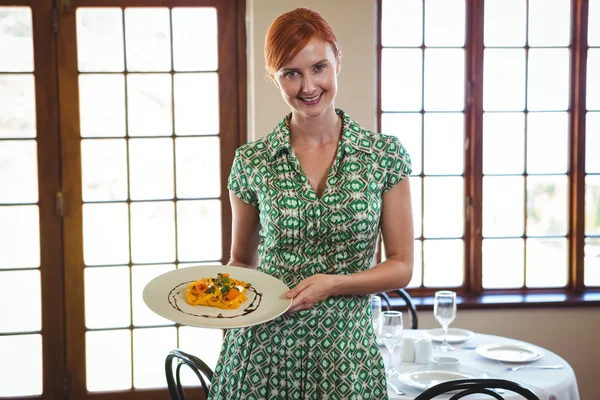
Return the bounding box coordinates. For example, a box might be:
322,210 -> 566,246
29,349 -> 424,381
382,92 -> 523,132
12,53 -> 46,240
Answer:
383,329 -> 580,400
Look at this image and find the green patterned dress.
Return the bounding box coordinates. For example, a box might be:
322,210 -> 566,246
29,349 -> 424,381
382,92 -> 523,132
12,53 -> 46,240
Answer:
208,109 -> 411,400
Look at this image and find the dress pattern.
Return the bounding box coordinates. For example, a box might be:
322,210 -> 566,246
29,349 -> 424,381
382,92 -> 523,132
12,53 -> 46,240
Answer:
208,109 -> 411,400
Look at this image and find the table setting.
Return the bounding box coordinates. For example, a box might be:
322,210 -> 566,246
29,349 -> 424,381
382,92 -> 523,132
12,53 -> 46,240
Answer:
372,291 -> 581,400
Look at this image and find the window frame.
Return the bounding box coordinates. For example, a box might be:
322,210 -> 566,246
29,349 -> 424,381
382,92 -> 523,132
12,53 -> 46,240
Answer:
376,0 -> 600,303
0,1 -> 246,399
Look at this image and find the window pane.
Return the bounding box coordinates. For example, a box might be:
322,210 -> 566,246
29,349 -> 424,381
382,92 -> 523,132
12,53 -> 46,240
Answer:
131,201 -> 176,264
587,49 -> 600,110
590,0 -> 600,46
81,139 -> 128,202
381,113 -> 422,176
381,0 -> 422,47
483,176 -> 524,237
127,73 -> 172,136
484,0 -> 526,47
423,177 -> 464,238
526,238 -> 568,287
85,266 -> 130,329
423,113 -> 464,175
585,237 -> 600,286
76,8 -> 124,72
423,239 -> 463,286
124,8 -> 171,72
527,49 -> 570,111
424,0 -> 465,47
179,326 -> 222,373
482,238 -> 524,288
0,205 -> 40,269
0,74 -> 36,138
0,7 -> 34,72
381,49 -> 422,111
133,327 -> 176,388
527,175 -> 568,236
87,330 -> 132,391
176,137 -> 221,198
177,200 -> 222,262
129,138 -> 174,200
132,264 -> 175,326
0,270 -> 41,332
526,112 -> 568,174
528,0 -> 571,47
411,177 -> 422,238
407,240 -> 423,288
172,8 -> 218,71
83,203 -> 130,266
424,49 -> 465,111
586,176 -> 600,235
79,74 -> 126,138
483,49 -> 526,111
174,73 -> 219,136
0,334 -> 42,397
483,113 -> 524,174
0,140 -> 38,203
587,112 -> 600,173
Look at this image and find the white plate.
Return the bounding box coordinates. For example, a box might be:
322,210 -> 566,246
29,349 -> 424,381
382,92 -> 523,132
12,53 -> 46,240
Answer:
143,265 -> 292,329
397,370 -> 476,391
423,328 -> 475,344
475,343 -> 545,363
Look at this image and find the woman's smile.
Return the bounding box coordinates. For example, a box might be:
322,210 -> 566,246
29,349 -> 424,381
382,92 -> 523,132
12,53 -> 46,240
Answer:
298,92 -> 323,105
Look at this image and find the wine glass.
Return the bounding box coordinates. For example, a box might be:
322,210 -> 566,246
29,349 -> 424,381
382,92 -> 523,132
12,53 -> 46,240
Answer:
378,310 -> 403,377
371,295 -> 382,335
434,290 -> 457,352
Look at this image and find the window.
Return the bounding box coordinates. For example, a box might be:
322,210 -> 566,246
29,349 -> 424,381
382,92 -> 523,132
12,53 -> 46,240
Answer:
378,0 -> 599,295
0,0 -> 245,398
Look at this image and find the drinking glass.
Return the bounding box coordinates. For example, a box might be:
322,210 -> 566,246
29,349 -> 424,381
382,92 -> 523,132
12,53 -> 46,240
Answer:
378,310 -> 403,377
433,290 -> 457,352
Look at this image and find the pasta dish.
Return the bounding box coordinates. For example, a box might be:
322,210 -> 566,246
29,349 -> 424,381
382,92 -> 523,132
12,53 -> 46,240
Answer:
185,273 -> 249,310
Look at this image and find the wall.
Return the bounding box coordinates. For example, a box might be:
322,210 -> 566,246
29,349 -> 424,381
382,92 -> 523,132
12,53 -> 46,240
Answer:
246,1 -> 597,399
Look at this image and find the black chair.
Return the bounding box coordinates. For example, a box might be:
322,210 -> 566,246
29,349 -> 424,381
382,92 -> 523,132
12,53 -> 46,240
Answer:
165,349 -> 214,400
414,378 -> 540,400
380,288 -> 419,329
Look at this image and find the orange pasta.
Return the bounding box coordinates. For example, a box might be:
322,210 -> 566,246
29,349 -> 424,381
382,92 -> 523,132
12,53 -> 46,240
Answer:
185,273 -> 249,310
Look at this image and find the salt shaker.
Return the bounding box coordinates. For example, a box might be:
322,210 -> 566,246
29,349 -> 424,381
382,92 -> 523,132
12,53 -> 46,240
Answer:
415,338 -> 433,364
400,337 -> 416,362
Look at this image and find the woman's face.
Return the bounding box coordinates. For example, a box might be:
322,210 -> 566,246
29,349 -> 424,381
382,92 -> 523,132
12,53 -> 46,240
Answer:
274,37 -> 340,121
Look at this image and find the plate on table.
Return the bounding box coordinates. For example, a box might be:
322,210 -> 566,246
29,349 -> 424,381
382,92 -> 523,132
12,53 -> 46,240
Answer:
397,370 -> 476,391
423,328 -> 475,344
143,265 -> 292,329
475,343 -> 545,363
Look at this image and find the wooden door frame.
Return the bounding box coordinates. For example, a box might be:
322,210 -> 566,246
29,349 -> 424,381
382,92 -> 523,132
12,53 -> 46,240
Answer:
55,0 -> 246,398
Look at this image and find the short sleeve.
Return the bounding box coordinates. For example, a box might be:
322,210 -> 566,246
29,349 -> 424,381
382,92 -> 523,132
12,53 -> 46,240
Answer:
382,137 -> 412,194
227,148 -> 259,207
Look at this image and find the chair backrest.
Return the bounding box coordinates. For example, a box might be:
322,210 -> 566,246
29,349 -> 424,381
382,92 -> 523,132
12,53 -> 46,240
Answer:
414,378 -> 541,400
165,349 -> 214,400
380,289 -> 418,329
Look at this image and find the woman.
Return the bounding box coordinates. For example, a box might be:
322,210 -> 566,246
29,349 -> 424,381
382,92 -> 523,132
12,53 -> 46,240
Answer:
209,7 -> 413,400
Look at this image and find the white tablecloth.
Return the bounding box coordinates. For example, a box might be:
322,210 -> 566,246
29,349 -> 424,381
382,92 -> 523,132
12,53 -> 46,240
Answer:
384,329 -> 580,400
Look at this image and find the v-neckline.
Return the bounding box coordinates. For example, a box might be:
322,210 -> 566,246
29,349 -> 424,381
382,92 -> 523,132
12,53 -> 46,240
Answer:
288,138 -> 345,202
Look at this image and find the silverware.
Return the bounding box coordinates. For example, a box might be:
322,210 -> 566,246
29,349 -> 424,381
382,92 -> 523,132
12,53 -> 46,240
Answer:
387,381 -> 405,396
481,372 -> 505,394
506,364 -> 564,371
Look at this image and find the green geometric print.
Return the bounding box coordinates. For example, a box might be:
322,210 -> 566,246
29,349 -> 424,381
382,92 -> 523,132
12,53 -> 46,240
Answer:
208,109 -> 411,400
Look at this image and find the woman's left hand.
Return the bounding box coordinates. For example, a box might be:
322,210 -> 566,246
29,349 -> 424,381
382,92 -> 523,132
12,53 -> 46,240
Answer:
285,274 -> 345,313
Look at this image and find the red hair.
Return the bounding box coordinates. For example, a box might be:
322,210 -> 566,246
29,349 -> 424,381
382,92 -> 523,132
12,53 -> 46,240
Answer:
264,8 -> 340,78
